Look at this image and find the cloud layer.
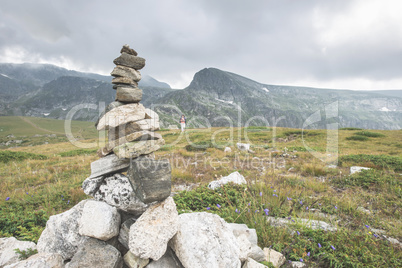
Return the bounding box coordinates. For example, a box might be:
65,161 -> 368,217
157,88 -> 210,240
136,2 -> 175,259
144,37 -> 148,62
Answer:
1,0 -> 401,90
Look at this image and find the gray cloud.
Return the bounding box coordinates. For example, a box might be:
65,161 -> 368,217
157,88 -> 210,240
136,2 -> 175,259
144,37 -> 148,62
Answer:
0,0 -> 401,90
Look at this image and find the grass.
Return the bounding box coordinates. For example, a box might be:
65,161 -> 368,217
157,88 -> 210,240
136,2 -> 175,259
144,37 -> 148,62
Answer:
0,120 -> 401,267
0,151 -> 48,163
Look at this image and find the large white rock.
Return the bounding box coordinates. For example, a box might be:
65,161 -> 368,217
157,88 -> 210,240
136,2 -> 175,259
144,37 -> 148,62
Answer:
145,248 -> 184,268
237,234 -> 252,262
228,223 -> 258,245
170,212 -> 241,268
289,261 -> 307,268
242,257 -> 268,268
208,171 -> 247,190
65,238 -> 122,268
350,166 -> 371,174
4,253 -> 64,268
263,248 -> 285,268
237,143 -> 250,151
97,103 -> 146,131
0,237 -> 37,267
129,197 -> 179,260
79,200 -> 121,241
85,173 -> 152,215
37,200 -> 88,260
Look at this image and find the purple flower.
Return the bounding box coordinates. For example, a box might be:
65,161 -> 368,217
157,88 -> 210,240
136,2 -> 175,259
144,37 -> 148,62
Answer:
318,243 -> 322,248
273,190 -> 277,192
270,186 -> 273,188
297,231 -> 300,235
248,202 -> 251,206
373,234 -> 378,238
67,200 -> 70,204
273,194 -> 278,197
259,192 -> 262,196
216,204 -> 221,208
334,206 -> 338,209
307,252 -> 310,257
300,258 -> 303,262
264,208 -> 269,216
254,210 -> 259,213
299,201 -> 303,205
206,207 -> 211,210
306,206 -> 309,210
5,197 -> 10,201
288,217 -> 291,220
26,192 -> 29,195
319,203 -> 322,206
287,197 -> 292,201
235,208 -> 239,213
365,225 -> 369,229
331,245 -> 336,250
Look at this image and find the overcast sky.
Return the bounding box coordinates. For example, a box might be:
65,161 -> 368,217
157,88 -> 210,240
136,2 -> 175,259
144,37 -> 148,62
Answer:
1,0 -> 401,90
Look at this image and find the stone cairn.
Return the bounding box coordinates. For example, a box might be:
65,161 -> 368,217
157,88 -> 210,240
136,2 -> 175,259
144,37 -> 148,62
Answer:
4,46 -> 269,268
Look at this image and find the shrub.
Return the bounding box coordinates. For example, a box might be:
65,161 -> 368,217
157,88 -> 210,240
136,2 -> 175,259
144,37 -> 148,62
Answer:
354,131 -> 385,138
346,135 -> 369,141
0,151 -> 48,163
185,141 -> 215,152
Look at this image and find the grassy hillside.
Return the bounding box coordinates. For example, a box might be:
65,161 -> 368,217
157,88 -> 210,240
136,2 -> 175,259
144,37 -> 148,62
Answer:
0,121 -> 401,266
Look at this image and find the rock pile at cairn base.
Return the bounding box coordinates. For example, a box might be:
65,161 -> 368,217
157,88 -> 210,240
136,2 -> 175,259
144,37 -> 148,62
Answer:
4,45 -> 268,268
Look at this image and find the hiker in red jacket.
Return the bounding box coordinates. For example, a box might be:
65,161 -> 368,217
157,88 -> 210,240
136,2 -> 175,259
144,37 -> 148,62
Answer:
180,115 -> 186,132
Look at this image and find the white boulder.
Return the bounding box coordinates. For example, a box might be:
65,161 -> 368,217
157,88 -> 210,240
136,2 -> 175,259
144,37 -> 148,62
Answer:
208,171 -> 247,190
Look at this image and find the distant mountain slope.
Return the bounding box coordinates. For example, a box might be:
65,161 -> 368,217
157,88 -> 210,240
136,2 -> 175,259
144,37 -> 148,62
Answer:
151,68 -> 402,130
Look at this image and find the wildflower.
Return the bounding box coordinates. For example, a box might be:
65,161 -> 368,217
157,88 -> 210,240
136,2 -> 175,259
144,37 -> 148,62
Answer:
288,217 -> 291,220
248,202 -> 251,206
273,190 -> 277,192
307,252 -> 310,257
365,225 -> 369,229
264,208 -> 269,216
299,201 -> 303,205
334,206 -> 338,209
26,192 -> 29,195
287,197 -> 292,201
273,194 -> 278,197
369,231 -> 372,234
297,231 -> 300,235
5,197 -> 10,201
373,234 -> 378,238
235,208 -> 239,213
331,245 -> 336,250
254,210 -> 259,213
216,204 -> 221,208
306,206 -> 309,210
270,186 -> 273,188
259,192 -> 262,196
67,200 -> 70,204
206,207 -> 211,210
319,203 -> 321,206
300,258 -> 303,262
318,243 -> 322,248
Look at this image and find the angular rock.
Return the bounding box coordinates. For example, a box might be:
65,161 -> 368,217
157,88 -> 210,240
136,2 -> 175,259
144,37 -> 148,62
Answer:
289,261 -> 307,268
229,223 -> 258,245
144,108 -> 159,120
129,197 -> 179,260
249,245 -> 266,263
224,147 -> 232,153
263,248 -> 285,268
79,200 -> 121,241
237,234 -> 252,262
123,251 -> 149,268
266,216 -> 337,232
145,248 -> 184,268
87,153 -> 130,179
4,253 -> 64,268
237,143 -> 250,151
87,173 -> 152,215
112,76 -> 137,85
82,176 -> 104,196
208,171 -> 247,190
108,119 -> 160,141
170,212 -> 241,268
119,218 -> 137,249
127,157 -> 171,203
106,130 -> 162,151
113,139 -> 165,159
113,53 -> 146,70
120,45 -> 138,56
116,87 -> 142,103
65,238 -> 122,268
113,83 -> 138,89
97,103 -> 146,131
95,101 -> 125,128
242,258 -> 268,268
37,200 -> 88,260
350,166 -> 371,174
106,236 -> 128,257
0,237 -> 37,267
111,65 -> 141,81
97,146 -> 112,158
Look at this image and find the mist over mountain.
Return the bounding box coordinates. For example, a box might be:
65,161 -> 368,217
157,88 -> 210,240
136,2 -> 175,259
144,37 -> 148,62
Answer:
0,63 -> 401,130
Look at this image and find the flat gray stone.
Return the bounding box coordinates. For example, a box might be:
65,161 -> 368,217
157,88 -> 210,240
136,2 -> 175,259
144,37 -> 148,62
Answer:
116,87 -> 142,103
65,238 -> 122,268
145,248 -> 184,268
111,65 -> 141,81
88,153 -> 130,179
97,103 -> 146,131
95,101 -> 125,128
112,76 -> 137,85
106,131 -> 162,152
113,139 -> 165,159
127,157 -> 171,203
108,119 -> 160,142
113,53 -> 145,70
